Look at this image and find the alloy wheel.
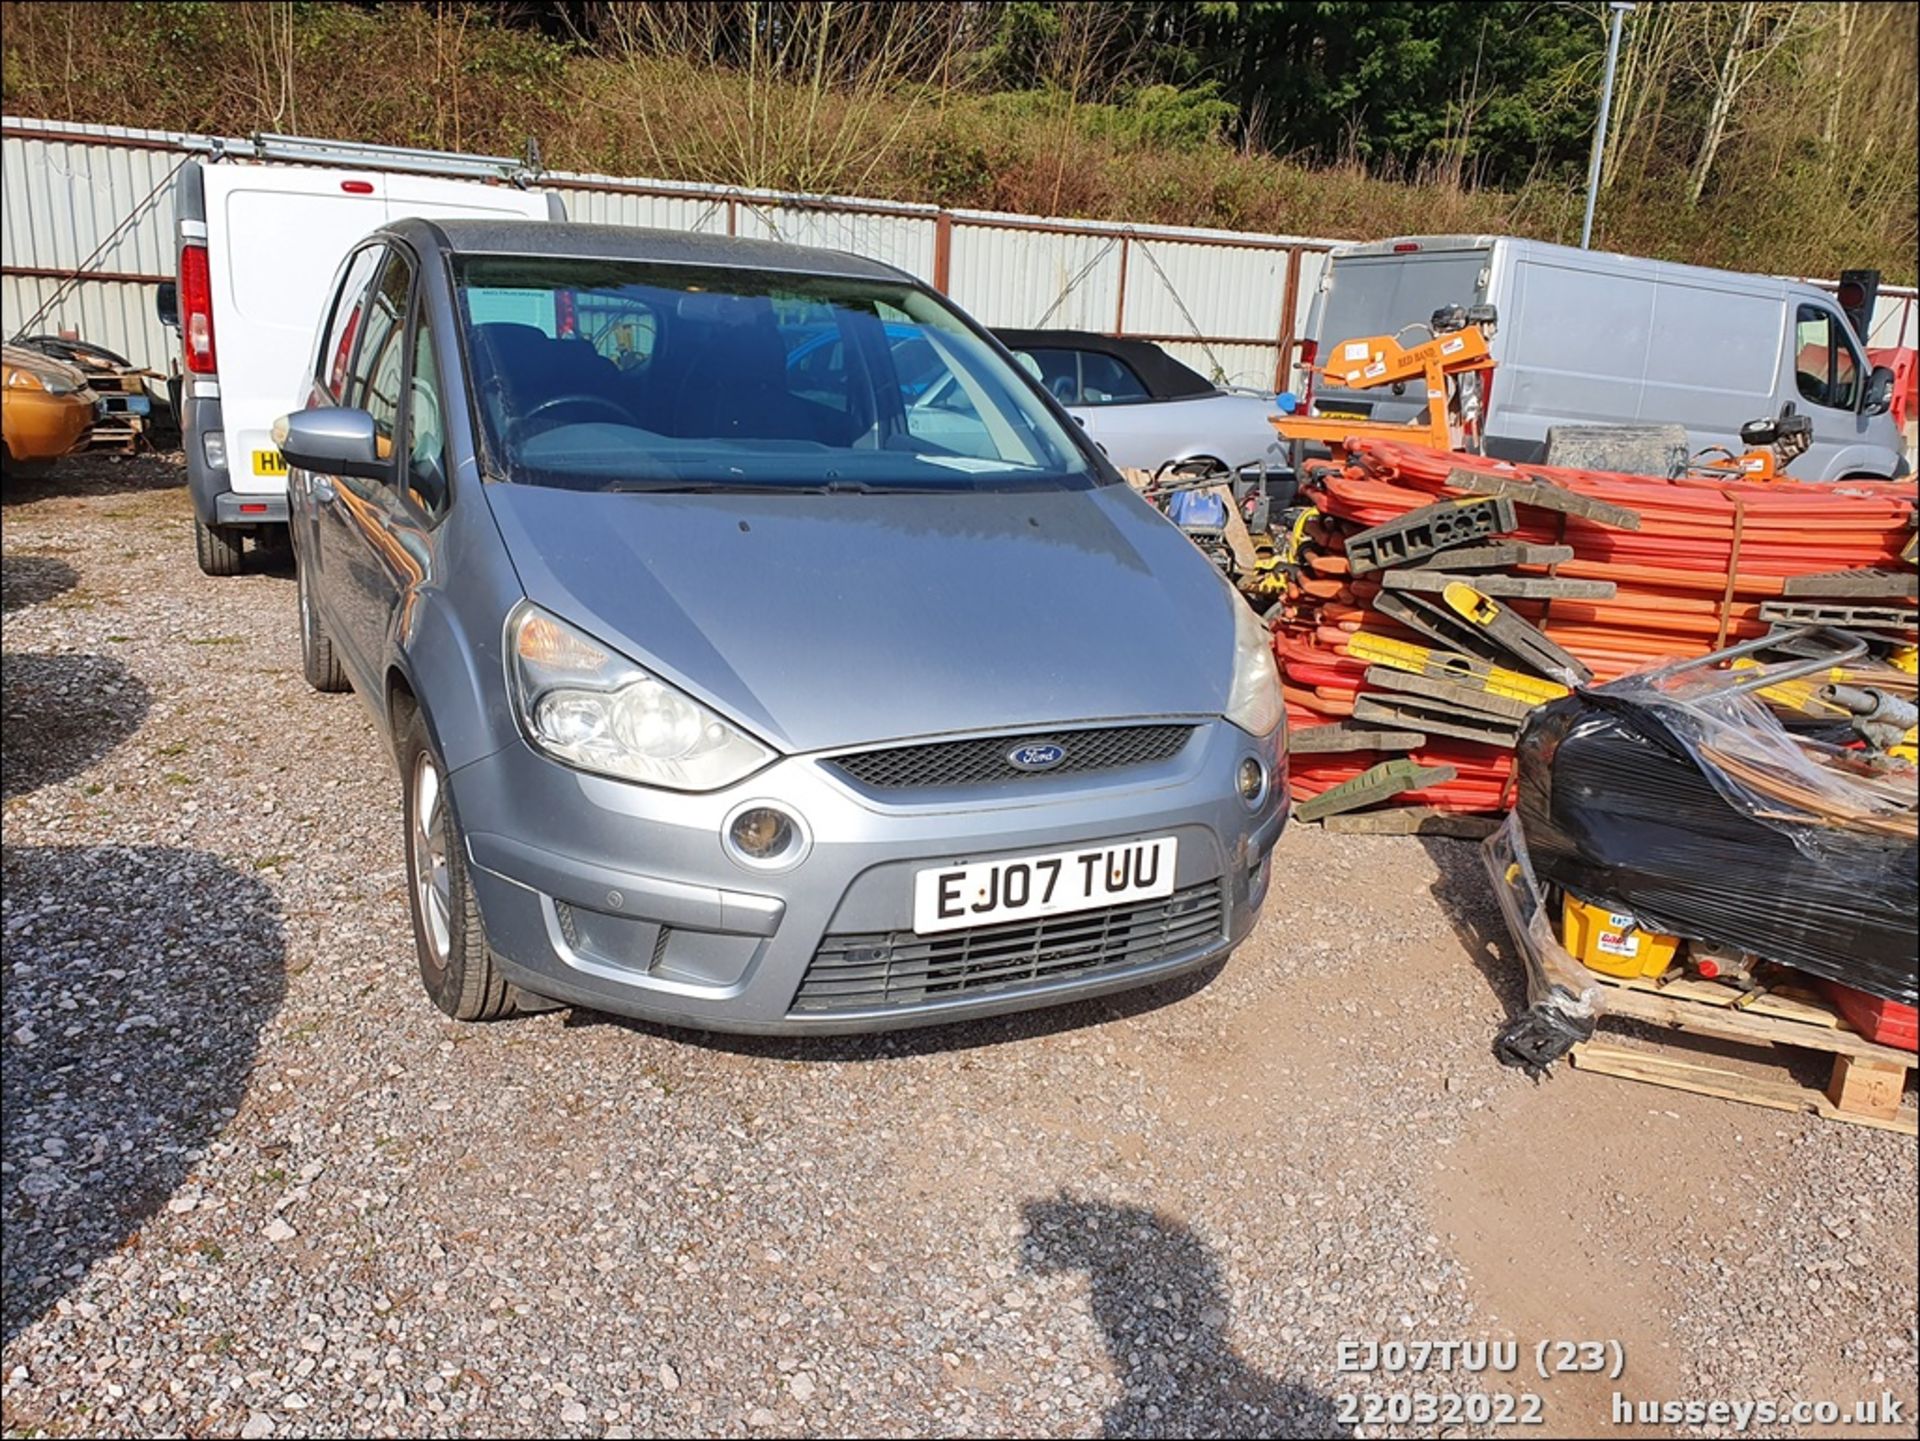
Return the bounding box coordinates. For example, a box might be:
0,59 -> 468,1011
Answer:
411,751 -> 453,971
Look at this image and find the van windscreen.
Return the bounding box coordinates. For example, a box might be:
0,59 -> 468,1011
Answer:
452,257 -> 1097,493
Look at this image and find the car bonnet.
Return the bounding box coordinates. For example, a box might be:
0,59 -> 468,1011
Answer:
484,481 -> 1237,754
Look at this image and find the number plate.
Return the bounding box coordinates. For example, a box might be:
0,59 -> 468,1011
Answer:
252,449 -> 288,477
913,837 -> 1177,936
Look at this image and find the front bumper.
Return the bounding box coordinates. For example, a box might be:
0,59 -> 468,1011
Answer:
2,389 -> 95,462
453,719 -> 1288,1034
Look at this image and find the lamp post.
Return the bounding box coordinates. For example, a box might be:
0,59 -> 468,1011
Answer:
1581,1 -> 1635,249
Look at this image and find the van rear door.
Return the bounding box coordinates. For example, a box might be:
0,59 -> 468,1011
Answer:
204,165 -> 387,497
203,165 -> 551,498
1310,241 -> 1493,425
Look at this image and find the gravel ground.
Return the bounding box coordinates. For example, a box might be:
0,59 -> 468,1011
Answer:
2,454 -> 1915,1439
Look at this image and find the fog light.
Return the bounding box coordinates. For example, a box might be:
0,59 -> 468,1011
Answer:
202,431 -> 227,469
1238,756 -> 1266,806
723,803 -> 808,870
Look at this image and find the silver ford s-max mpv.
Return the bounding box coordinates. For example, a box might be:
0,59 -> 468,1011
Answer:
279,219 -> 1288,1033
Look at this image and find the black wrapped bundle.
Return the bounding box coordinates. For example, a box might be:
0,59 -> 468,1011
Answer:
1513,690 -> 1918,1006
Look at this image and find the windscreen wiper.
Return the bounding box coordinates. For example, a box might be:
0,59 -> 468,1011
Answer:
602,479 -> 962,495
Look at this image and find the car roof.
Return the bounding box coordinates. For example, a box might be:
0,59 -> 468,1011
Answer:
394,218 -> 911,283
992,329 -> 1216,399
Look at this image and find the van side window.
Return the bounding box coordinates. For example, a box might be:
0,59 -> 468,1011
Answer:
407,320 -> 450,521
349,252 -> 416,463
1794,306 -> 1860,411
316,246 -> 383,404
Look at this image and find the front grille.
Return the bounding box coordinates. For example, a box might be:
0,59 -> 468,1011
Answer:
830,724 -> 1195,790
790,879 -> 1224,1015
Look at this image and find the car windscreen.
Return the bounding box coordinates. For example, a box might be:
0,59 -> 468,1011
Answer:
452,257 -> 1099,493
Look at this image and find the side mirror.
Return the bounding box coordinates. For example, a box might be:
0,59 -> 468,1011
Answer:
155,282 -> 179,330
1862,365 -> 1896,416
273,408 -> 387,481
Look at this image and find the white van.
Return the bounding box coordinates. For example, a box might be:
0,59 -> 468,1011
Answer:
164,146 -> 560,574
1302,235 -> 1905,481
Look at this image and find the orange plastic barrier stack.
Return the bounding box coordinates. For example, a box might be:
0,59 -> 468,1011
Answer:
1277,439 -> 1919,816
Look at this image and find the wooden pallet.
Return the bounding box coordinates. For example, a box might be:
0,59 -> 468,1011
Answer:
1570,971 -> 1917,1135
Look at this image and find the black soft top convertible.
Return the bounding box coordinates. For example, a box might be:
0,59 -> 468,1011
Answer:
993,329 -> 1217,401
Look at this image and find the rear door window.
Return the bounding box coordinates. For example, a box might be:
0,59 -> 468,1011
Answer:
783,327 -> 852,415
1794,306 -> 1861,411
1019,347 -> 1082,404
315,245 -> 384,403
1078,351 -> 1150,404
347,250 -> 415,467
576,297 -> 659,373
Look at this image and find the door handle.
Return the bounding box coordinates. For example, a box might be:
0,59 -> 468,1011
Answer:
310,475 -> 336,503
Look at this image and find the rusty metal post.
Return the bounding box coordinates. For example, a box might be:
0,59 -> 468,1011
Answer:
727,199 -> 738,237
1113,235 -> 1130,335
1274,248 -> 1303,392
932,212 -> 953,293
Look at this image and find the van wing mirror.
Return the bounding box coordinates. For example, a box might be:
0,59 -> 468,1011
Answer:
1862,365 -> 1896,417
274,408 -> 387,480
154,282 -> 179,330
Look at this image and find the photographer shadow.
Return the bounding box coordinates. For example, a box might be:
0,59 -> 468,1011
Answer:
1022,1195 -> 1352,1438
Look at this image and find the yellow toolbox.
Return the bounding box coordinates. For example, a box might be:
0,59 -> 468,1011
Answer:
1560,893 -> 1681,979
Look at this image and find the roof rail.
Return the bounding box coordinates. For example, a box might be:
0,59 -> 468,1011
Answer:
189,131 -> 543,188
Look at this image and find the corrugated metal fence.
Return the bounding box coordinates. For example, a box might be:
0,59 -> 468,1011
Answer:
0,115 -> 1335,390
5,114 -> 1915,388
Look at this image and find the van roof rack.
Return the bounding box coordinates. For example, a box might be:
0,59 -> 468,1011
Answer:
190,131 -> 542,188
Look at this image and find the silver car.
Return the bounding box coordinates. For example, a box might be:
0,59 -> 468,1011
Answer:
280,219 -> 1288,1034
994,330 -> 1287,475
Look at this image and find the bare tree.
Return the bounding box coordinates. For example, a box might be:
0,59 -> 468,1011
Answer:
1821,0 -> 1855,149
1687,1 -> 1801,205
1602,0 -> 1679,191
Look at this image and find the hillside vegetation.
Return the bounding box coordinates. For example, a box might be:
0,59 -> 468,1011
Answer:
2,1 -> 1913,282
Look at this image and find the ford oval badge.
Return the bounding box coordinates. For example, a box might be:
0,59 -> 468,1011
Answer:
1008,742 -> 1067,772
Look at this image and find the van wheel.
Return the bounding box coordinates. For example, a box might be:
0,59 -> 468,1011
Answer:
194,516 -> 244,577
295,545 -> 349,693
399,708 -> 515,1021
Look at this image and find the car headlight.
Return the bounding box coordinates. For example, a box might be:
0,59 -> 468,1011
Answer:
1224,591 -> 1283,738
507,604 -> 775,791
4,365 -> 80,395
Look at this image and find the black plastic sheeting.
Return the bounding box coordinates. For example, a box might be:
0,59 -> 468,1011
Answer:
1513,690 -> 1918,1007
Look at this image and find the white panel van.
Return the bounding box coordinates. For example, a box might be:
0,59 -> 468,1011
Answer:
164,152 -> 559,574
1302,235 -> 1905,481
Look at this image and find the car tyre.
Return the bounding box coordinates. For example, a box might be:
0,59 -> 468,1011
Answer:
194,515 -> 244,576
399,707 -> 516,1022
295,546 -> 349,693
